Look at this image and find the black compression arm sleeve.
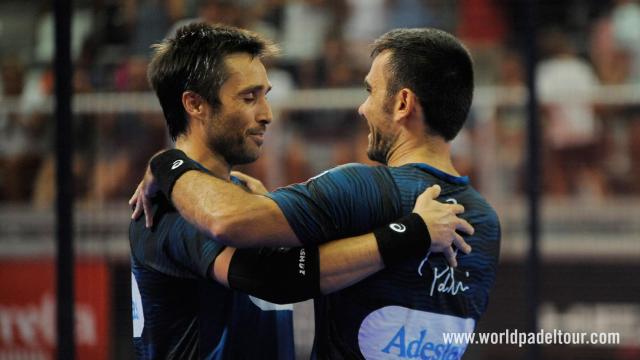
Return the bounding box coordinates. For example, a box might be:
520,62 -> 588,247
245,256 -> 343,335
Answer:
227,247 -> 320,304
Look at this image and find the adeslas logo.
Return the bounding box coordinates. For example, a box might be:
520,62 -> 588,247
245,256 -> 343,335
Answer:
358,306 -> 475,360
381,326 -> 464,359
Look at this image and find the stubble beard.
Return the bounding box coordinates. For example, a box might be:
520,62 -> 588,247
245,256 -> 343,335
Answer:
365,98 -> 397,165
366,128 -> 396,165
207,113 -> 261,167
212,132 -> 259,166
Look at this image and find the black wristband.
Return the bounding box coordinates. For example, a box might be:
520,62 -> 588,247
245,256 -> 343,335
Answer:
228,247 -> 321,304
149,149 -> 201,200
374,213 -> 431,267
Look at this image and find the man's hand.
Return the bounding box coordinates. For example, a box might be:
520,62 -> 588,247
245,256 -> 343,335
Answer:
230,171 -> 268,195
128,165 -> 159,228
412,184 -> 474,267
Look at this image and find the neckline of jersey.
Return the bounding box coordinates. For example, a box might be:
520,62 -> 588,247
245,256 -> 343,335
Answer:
193,160 -> 243,185
404,162 -> 470,185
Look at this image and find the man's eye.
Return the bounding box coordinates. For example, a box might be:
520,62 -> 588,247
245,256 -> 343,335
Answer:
243,94 -> 256,102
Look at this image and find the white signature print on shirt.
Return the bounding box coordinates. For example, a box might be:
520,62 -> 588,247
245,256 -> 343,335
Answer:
429,266 -> 470,296
418,252 -> 470,296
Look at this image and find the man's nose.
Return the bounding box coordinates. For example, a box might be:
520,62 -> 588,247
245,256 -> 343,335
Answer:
258,98 -> 272,124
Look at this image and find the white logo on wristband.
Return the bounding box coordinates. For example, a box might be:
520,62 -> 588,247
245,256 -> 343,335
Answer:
171,159 -> 184,170
389,223 -> 406,233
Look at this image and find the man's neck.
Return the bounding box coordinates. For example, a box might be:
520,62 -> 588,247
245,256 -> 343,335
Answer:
175,136 -> 231,181
386,132 -> 460,176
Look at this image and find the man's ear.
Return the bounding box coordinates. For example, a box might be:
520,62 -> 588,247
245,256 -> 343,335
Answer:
182,91 -> 205,118
393,88 -> 417,124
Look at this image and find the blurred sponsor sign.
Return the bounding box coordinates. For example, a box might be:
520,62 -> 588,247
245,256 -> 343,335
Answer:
0,260 -> 110,360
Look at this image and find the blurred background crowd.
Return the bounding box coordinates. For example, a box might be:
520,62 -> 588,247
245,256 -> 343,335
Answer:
1,1 -> 639,359
1,0 -> 640,205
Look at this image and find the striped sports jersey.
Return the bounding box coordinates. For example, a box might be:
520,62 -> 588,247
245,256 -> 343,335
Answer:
268,162 -> 501,360
129,177 -> 294,360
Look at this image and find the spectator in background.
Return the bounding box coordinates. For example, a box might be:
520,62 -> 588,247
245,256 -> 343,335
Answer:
128,0 -> 184,57
89,56 -> 166,203
33,4 -> 94,65
13,3 -> 94,204
611,0 -> 640,83
0,57 -> 44,202
342,0 -> 387,70
537,29 -> 605,199
457,0 -> 507,84
494,50 -> 526,195
28,35 -> 108,206
246,0 -> 286,41
167,0 -> 247,37
15,3 -> 99,206
386,0 -> 438,29
319,32 -> 362,87
589,7 -> 635,195
167,1 -> 285,53
590,8 -> 632,85
608,1 -> 640,193
30,65 -> 98,207
278,0 -> 341,87
7,63 -> 54,206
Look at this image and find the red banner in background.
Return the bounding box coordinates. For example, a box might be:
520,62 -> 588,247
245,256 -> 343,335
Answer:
0,260 -> 110,360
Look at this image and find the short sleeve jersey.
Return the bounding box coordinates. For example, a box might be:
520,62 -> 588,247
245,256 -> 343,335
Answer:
130,177 -> 294,360
267,163 -> 501,360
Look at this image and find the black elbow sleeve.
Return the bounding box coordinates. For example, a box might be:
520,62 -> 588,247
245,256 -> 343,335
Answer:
227,246 -> 320,304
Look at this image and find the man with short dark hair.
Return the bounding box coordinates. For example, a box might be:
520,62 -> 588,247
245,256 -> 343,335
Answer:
134,27 -> 500,359
130,23 -> 474,359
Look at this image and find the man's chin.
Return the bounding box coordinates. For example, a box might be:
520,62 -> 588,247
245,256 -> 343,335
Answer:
227,148 -> 261,166
243,150 -> 261,165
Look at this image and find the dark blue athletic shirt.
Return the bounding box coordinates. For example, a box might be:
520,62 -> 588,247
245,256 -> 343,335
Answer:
268,163 -> 501,360
129,177 -> 294,360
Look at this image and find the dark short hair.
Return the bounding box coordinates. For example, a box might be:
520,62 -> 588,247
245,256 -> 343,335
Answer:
148,22 -> 278,140
371,28 -> 474,141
